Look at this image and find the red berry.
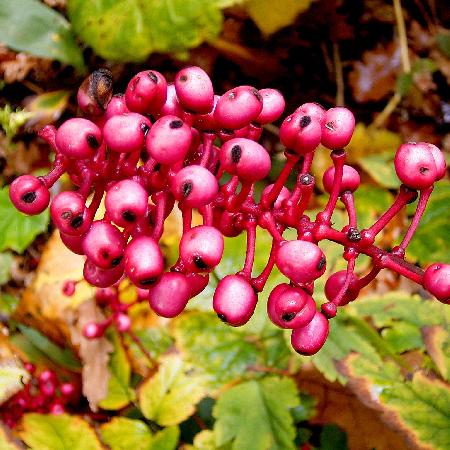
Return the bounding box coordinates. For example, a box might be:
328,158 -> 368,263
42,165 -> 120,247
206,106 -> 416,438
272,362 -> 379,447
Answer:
291,311 -> 329,355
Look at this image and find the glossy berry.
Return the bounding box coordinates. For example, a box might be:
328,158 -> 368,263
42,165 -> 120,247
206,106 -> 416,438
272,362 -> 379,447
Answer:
82,221 -> 126,269
213,275 -> 257,326
105,93 -> 130,119
267,284 -> 316,329
82,322 -> 105,339
423,263 -> 450,304
394,142 -> 437,190
105,179 -> 148,227
9,175 -> 50,215
324,270 -> 358,306
83,259 -> 124,288
171,165 -> 218,208
179,225 -> 224,273
291,311 -> 329,355
60,232 -> 85,255
220,138 -> 271,181
55,118 -> 102,159
114,313 -> 131,332
158,84 -> 183,118
214,86 -> 263,130
256,89 -> 285,124
50,191 -> 90,236
295,102 -> 326,124
275,240 -> 326,284
103,113 -> 151,153
321,107 -> 355,149
175,66 -> 214,114
149,272 -> 191,317
146,115 -> 192,165
422,143 -> 446,180
194,95 -> 219,131
280,112 -> 322,154
124,236 -> 164,288
186,273 -> 210,298
125,70 -> 167,115
322,164 -> 360,194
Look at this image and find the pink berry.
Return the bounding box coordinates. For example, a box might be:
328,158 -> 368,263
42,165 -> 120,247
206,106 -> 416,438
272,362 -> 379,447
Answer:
103,113 -> 151,153
82,221 -> 126,269
114,313 -> 131,332
324,270 -> 358,305
179,225 -> 224,273
175,66 -> 214,114
213,275 -> 257,326
60,232 -> 85,255
95,287 -> 117,306
83,259 -> 124,288
105,94 -> 130,119
77,68 -> 113,117
321,107 -> 355,149
171,165 -> 218,208
255,89 -> 285,124
124,236 -> 164,288
280,112 -> 322,154
295,102 -> 326,124
214,86 -> 263,130
423,263 -> 450,304
158,84 -> 183,118
125,70 -> 167,115
146,115 -> 192,165
261,184 -> 290,209
421,143 -> 446,180
220,138 -> 271,181
9,175 -> 50,215
50,191 -> 90,236
291,311 -> 329,355
322,164 -> 360,194
56,118 -> 102,159
275,240 -> 326,284
148,272 -> 191,317
394,142 -> 437,190
186,273 -> 209,298
82,322 -> 105,339
267,284 -> 316,329
105,179 -> 148,227
194,95 -> 220,131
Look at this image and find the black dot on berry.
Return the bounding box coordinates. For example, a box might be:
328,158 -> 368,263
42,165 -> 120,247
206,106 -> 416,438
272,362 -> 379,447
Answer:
140,123 -> 150,136
147,71 -> 158,83
170,120 -> 183,129
282,312 -> 296,322
419,166 -> 429,174
22,192 -> 36,203
61,211 -> 72,220
251,89 -> 262,101
111,256 -> 122,267
182,181 -> 193,197
228,92 -> 236,100
222,129 -> 234,135
101,250 -> 110,260
86,134 -> 100,149
217,313 -> 228,323
194,256 -> 208,270
231,145 -> 242,164
140,277 -> 157,286
300,115 -> 311,128
70,215 -> 84,229
179,75 -> 188,82
317,256 -> 326,271
300,174 -> 314,185
122,210 -> 136,222
154,163 -> 161,171
325,121 -> 335,131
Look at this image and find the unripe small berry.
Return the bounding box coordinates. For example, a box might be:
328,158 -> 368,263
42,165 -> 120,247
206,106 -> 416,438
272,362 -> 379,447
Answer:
321,107 -> 355,149
9,175 -> 50,215
291,311 -> 329,355
56,118 -> 102,159
322,165 -> 360,194
213,274 -> 257,326
275,240 -> 326,284
394,142 -> 437,190
114,313 -> 131,332
82,322 -> 105,339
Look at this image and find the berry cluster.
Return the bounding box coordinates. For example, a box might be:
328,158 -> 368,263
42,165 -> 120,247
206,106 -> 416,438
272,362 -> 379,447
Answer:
1,364 -> 79,427
9,66 -> 449,355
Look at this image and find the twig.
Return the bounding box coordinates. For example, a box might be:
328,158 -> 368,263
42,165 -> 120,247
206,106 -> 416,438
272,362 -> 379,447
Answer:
333,42 -> 345,106
372,92 -> 402,128
393,0 -> 411,73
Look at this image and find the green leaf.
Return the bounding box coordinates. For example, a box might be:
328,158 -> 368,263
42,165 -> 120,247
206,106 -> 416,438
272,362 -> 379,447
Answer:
290,393 -> 317,423
99,333 -> 135,410
17,325 -> 81,371
245,0 -> 313,36
0,252 -> 13,285
150,426 -> 180,450
357,151 -> 400,189
0,187 -> 49,254
213,377 -> 300,450
422,326 -> 450,382
190,430 -> 231,450
172,311 -> 260,386
396,72 -> 413,96
436,33 -> 450,58
18,413 -> 103,450
100,418 -> 153,450
0,0 -> 85,72
406,181 -> 450,264
319,424 -> 348,450
139,354 -> 206,426
0,293 -> 19,316
0,105 -> 34,140
67,0 -> 223,62
0,364 -> 30,403
353,185 -> 393,230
